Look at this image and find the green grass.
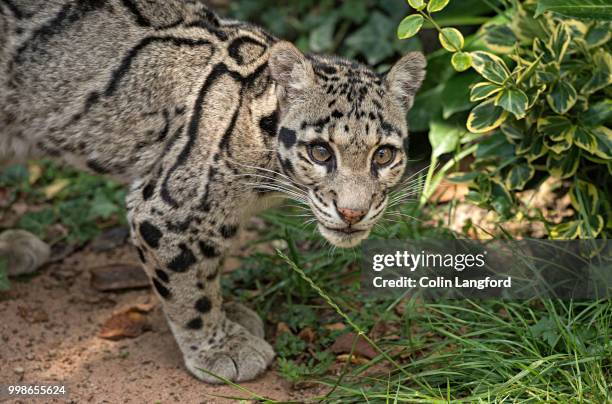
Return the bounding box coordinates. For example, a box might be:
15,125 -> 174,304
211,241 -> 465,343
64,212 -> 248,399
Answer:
225,203 -> 611,403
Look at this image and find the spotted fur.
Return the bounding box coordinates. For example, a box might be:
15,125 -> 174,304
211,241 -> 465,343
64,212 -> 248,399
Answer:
0,0 -> 425,383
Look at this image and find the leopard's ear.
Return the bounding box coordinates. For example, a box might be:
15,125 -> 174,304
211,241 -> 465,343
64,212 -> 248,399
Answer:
268,41 -> 315,98
384,52 -> 426,111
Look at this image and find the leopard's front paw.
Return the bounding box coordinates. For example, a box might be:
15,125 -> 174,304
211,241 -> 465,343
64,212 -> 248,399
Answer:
184,327 -> 275,383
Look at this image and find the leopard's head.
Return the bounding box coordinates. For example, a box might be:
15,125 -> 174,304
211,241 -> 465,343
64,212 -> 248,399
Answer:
269,42 -> 425,248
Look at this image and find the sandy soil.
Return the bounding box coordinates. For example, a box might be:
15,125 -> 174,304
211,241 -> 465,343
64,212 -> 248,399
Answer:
0,243 -> 308,404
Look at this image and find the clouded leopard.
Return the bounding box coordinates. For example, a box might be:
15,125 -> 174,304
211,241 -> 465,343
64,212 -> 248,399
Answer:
0,0 -> 425,382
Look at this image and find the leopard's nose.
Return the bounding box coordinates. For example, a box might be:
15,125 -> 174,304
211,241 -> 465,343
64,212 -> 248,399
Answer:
337,207 -> 367,225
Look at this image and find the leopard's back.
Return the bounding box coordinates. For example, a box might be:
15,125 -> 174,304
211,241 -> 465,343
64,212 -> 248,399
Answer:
0,0 -> 277,182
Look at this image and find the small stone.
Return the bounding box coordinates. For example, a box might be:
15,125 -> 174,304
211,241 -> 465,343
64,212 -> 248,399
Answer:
25,353 -> 35,361
90,264 -> 149,291
13,366 -> 24,375
90,226 -> 130,252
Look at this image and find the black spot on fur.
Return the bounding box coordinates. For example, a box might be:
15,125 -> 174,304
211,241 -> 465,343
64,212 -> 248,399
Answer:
195,296 -> 212,313
167,243 -> 197,272
136,247 -> 146,263
259,110 -> 279,137
281,158 -> 295,175
220,225 -> 238,239
139,221 -> 162,249
142,182 -> 154,200
190,345 -> 198,351
186,317 -> 203,330
196,282 -> 204,289
331,110 -> 343,119
153,278 -> 171,299
279,127 -> 296,148
86,159 -> 110,174
155,269 -> 169,283
199,240 -> 220,258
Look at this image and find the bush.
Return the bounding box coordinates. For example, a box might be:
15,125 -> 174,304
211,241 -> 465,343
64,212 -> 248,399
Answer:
399,0 -> 611,238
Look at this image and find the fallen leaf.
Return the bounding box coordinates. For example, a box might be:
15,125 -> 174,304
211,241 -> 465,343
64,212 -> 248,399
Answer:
90,264 -> 149,291
28,162 -> 43,185
330,332 -> 377,360
43,179 -> 70,199
298,327 -> 316,343
276,322 -> 291,336
336,354 -> 369,365
99,307 -> 152,340
323,322 -> 346,331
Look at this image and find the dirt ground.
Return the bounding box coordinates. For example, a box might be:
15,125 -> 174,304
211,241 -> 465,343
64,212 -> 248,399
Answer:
0,242 -> 310,403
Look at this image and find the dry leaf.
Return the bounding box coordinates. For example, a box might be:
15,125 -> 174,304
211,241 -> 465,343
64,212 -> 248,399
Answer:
276,322 -> 291,335
336,354 -> 369,365
99,307 -> 152,340
330,332 -> 377,359
28,162 -> 43,185
323,322 -> 346,331
43,179 -> 70,199
298,327 -> 316,343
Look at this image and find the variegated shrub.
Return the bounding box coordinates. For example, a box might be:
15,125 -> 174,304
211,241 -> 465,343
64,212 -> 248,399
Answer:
399,0 -> 611,238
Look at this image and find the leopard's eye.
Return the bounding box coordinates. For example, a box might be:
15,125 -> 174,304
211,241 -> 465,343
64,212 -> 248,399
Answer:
308,144 -> 333,164
373,146 -> 395,166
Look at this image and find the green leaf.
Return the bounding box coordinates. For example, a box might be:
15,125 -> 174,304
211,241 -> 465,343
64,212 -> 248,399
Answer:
476,130 -> 515,160
549,220 -> 581,239
441,71 -> 479,118
590,126 -> 612,159
535,0 -> 612,21
495,88 -> 528,119
482,24 -> 516,53
429,119 -> 465,157
518,133 -> 547,162
581,50 -> 612,94
526,85 -> 546,108
537,116 -> 575,141
451,51 -> 472,72
573,126 -> 598,153
427,0 -> 449,13
546,148 -> 580,179
397,14 -> 424,40
570,180 -> 600,214
407,0 -> 426,10
549,22 -> 572,62
467,99 -> 508,133
447,172 -> 480,183
500,119 -> 526,143
585,23 -> 611,47
470,51 -> 510,84
438,28 -> 464,52
546,81 -> 577,114
490,180 -> 514,218
470,81 -> 502,102
505,160 -> 534,190
580,99 -> 612,126
544,136 -> 573,154
579,215 -> 604,238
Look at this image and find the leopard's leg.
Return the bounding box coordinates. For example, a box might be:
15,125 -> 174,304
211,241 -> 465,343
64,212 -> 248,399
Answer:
127,195 -> 274,383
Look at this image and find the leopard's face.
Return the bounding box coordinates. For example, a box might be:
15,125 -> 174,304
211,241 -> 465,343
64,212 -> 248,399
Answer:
269,43 -> 425,248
